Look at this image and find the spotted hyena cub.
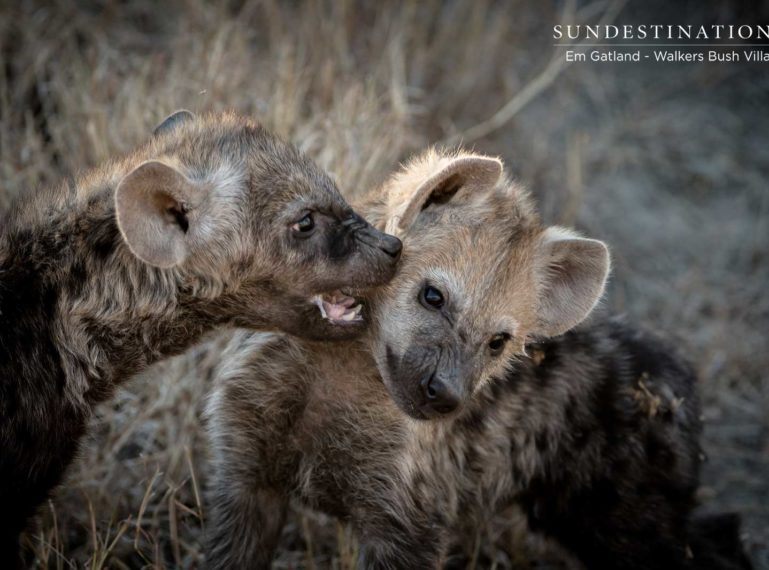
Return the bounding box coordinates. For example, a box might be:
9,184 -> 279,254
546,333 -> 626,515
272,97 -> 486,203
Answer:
204,148 -> 751,570
0,110 -> 401,564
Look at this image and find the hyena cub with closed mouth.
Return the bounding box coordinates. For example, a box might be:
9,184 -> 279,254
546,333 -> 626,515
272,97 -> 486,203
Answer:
0,110 -> 400,564
204,149 -> 657,569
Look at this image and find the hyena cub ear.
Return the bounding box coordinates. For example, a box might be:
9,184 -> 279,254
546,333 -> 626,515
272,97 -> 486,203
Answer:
153,109 -> 195,137
384,153 -> 503,236
533,226 -> 611,338
115,161 -> 206,268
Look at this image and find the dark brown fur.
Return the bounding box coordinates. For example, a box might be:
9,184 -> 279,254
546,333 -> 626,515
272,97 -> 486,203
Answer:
205,319 -> 745,569
0,111 -> 400,565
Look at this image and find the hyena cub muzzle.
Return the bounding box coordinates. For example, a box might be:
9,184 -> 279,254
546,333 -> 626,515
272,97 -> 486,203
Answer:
204,148 -> 750,570
0,110 -> 399,565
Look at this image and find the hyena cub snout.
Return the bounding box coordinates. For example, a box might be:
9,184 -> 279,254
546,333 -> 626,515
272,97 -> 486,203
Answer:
392,328 -> 473,418
420,366 -> 462,416
367,150 -> 610,419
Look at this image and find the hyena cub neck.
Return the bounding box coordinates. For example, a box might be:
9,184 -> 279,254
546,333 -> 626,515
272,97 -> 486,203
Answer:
361,148 -> 610,419
0,110 -> 399,563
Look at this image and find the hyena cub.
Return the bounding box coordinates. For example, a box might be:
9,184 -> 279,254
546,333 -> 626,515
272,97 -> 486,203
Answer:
205,149 -> 693,569
0,110 -> 400,564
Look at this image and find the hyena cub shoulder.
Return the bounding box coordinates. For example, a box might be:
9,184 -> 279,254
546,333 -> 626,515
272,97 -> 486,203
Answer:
0,111 -> 399,564
204,149 -> 747,569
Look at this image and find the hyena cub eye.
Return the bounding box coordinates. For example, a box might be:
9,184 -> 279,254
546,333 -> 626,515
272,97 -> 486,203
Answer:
488,333 -> 510,357
420,284 -> 445,310
291,212 -> 316,236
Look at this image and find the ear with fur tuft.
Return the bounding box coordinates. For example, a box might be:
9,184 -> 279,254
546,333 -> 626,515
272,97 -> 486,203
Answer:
386,155 -> 503,236
153,109 -> 195,137
533,227 -> 611,338
115,161 -> 203,268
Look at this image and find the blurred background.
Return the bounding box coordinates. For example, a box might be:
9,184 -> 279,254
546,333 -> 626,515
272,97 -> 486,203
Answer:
1,0 -> 767,568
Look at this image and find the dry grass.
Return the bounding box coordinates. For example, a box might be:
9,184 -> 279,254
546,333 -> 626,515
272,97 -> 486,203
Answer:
1,0 -> 767,568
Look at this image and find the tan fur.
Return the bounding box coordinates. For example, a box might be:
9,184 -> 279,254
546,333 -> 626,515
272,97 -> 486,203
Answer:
360,150 -> 610,416
115,160 -> 206,267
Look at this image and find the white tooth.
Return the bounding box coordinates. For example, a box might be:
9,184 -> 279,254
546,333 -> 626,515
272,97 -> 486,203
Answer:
352,304 -> 362,316
341,311 -> 357,321
311,295 -> 328,319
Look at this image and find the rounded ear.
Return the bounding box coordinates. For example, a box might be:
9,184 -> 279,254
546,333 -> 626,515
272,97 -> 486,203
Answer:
115,161 -> 203,268
385,154 -> 503,237
153,109 -> 195,137
533,227 -> 611,338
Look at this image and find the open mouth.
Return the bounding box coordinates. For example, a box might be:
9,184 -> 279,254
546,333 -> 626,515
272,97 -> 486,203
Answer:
310,290 -> 364,325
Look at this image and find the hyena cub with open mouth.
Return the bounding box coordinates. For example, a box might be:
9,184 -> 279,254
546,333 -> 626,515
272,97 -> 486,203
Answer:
0,110 -> 400,564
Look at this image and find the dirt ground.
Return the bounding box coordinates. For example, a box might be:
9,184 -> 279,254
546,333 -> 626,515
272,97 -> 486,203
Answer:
1,1 -> 767,568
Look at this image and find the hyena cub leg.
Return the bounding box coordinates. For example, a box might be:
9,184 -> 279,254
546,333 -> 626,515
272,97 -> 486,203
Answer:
205,476 -> 287,570
203,332 -> 301,569
353,499 -> 450,569
356,528 -> 445,570
204,404 -> 288,570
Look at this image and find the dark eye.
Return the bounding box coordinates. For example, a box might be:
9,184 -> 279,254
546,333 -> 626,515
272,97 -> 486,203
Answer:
488,333 -> 510,357
420,285 -> 445,310
291,213 -> 315,235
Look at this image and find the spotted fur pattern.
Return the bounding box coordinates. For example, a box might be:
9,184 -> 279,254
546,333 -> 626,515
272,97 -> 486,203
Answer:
205,320 -> 754,569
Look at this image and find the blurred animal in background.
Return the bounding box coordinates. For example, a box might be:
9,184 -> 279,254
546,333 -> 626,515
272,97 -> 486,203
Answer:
0,111 -> 400,566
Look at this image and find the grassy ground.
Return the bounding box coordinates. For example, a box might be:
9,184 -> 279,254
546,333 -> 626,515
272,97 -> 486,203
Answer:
1,0 -> 767,568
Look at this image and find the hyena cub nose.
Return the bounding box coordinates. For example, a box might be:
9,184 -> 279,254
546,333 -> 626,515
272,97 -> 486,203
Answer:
344,213 -> 402,258
373,231 -> 403,258
420,372 -> 461,416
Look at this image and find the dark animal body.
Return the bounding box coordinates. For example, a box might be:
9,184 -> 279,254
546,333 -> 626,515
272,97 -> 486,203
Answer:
206,319 -> 749,569
0,111 -> 400,565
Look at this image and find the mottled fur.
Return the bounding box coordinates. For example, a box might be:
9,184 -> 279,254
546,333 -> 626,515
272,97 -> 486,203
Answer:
206,320 -> 724,569
0,111 -> 400,564
204,149 -> 748,569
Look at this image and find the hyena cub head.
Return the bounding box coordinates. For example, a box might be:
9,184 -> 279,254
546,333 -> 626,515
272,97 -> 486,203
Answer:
364,149 -> 610,419
114,111 -> 401,340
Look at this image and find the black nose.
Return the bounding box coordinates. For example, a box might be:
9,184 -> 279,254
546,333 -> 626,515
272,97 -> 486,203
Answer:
420,373 -> 460,415
379,234 -> 402,259
350,217 -> 402,259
